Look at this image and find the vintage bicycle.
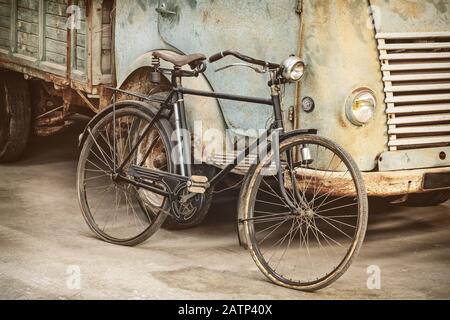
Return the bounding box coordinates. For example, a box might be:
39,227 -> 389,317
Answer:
76,50 -> 368,291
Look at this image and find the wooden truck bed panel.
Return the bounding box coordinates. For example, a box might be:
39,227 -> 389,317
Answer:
0,0 -> 113,94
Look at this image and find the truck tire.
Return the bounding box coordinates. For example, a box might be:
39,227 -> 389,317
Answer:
0,72 -> 31,163
401,191 -> 450,207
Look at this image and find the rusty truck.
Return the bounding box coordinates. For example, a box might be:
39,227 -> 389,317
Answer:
1,0 -> 449,210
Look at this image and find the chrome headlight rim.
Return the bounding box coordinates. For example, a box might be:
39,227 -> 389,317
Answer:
281,56 -> 305,82
345,88 -> 377,127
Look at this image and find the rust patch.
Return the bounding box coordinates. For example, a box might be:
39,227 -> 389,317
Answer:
118,67 -> 171,102
389,1 -> 427,20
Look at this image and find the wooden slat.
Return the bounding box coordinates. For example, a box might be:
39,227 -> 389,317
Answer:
45,26 -> 66,42
383,73 -> 450,82
46,1 -> 67,16
17,0 -> 39,10
46,50 -> 66,65
0,25 -> 9,39
389,125 -> 450,135
17,7 -> 38,24
17,30 -> 38,46
380,52 -> 450,61
76,58 -> 86,70
0,37 -> 8,47
376,32 -> 450,40
386,93 -> 450,104
385,83 -> 450,93
378,42 -> 450,51
45,13 -> 67,29
76,46 -> 85,59
0,3 -> 10,17
76,33 -> 85,47
382,63 -> 450,72
388,114 -> 450,125
16,43 -> 38,55
45,37 -> 66,54
17,20 -> 38,34
386,104 -> 450,114
389,135 -> 450,147
101,35 -> 111,50
0,15 -> 9,28
77,21 -> 86,35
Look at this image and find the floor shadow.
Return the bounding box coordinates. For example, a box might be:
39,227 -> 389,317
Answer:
3,122 -> 86,167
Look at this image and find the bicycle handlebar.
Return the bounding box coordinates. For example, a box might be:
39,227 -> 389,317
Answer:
209,50 -> 279,69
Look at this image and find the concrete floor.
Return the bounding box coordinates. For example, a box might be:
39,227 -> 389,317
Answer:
0,125 -> 449,300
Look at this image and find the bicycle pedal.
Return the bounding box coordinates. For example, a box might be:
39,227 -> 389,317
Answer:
187,175 -> 209,194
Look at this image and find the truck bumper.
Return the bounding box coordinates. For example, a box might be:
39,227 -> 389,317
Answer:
363,167 -> 450,197
292,167 -> 450,197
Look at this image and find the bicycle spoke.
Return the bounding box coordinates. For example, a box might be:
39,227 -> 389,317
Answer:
245,135 -> 367,289
78,109 -> 173,244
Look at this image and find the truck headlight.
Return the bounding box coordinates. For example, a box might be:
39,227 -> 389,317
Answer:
281,56 -> 305,82
345,89 -> 376,126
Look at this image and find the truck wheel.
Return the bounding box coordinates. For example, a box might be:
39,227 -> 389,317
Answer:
401,191 -> 450,207
0,72 -> 31,163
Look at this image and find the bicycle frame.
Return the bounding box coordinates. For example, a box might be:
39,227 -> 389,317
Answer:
111,67 -> 301,210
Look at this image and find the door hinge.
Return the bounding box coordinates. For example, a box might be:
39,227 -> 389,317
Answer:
288,105 -> 295,123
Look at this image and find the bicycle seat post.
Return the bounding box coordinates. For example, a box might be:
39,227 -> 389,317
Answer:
172,66 -> 192,177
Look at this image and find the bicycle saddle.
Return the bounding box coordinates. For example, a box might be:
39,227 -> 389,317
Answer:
152,51 -> 206,69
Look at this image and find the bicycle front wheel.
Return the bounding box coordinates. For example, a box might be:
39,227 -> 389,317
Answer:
240,134 -> 368,291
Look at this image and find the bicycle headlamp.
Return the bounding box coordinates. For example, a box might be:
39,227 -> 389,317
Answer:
281,56 -> 305,82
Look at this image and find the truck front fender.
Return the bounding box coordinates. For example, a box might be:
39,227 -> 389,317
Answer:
117,50 -> 229,164
78,100 -> 162,149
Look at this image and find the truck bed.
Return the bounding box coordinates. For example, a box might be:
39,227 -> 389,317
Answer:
0,0 -> 113,94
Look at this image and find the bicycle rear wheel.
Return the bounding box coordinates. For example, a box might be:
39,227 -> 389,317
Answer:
77,102 -> 174,246
240,134 -> 368,291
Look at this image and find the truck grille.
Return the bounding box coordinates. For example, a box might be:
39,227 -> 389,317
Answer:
377,32 -> 450,150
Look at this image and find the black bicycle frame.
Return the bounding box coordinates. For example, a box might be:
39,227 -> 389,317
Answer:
172,74 -> 285,186
113,70 -> 297,210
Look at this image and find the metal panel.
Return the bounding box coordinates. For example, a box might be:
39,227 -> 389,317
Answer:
297,0 -> 387,171
370,1 -> 450,34
156,0 -> 300,133
378,146 -> 450,171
